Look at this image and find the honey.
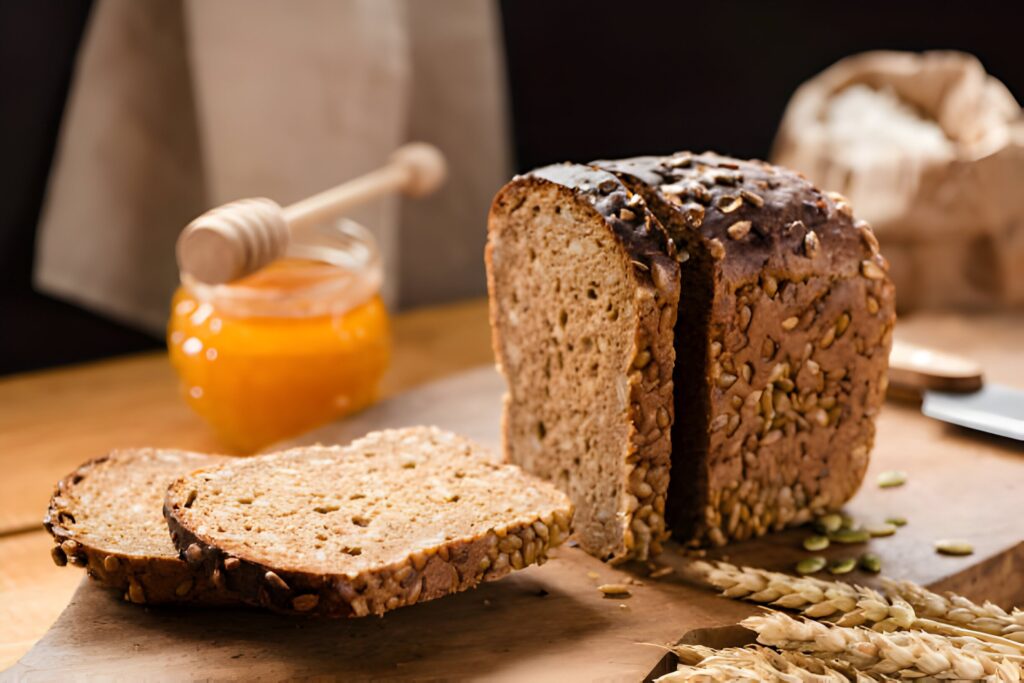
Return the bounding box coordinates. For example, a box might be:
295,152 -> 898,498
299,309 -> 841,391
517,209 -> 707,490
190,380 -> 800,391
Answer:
168,227 -> 390,451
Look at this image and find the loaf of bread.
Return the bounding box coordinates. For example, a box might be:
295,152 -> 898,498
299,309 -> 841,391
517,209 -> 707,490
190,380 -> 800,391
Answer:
44,449 -> 237,605
164,426 -> 573,617
487,152 -> 895,554
486,164 -> 680,563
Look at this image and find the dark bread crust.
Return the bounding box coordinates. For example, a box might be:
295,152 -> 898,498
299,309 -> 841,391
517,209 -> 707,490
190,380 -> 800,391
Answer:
595,152 -> 896,545
487,165 -> 679,563
166,498 -> 571,618
45,449 -> 239,605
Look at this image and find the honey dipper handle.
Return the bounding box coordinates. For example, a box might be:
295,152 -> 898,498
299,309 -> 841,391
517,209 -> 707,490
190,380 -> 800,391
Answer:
283,143 -> 447,230
177,143 -> 446,284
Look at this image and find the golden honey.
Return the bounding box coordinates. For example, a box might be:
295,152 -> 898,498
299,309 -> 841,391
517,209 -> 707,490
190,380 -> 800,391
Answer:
168,257 -> 390,452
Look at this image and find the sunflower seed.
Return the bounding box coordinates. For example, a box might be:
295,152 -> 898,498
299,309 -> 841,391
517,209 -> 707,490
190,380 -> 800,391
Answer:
859,553 -> 882,573
804,231 -> 820,257
727,220 -> 752,240
877,470 -> 907,488
861,259 -> 886,280
935,539 -> 974,556
717,195 -> 743,213
795,556 -> 826,575
828,557 -> 857,575
802,535 -> 830,552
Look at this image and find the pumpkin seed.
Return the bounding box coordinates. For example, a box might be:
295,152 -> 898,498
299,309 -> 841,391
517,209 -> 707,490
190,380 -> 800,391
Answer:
877,470 -> 907,488
814,513 -> 843,535
840,514 -> 858,531
935,539 -> 974,556
796,556 -> 826,575
802,535 -> 830,552
866,522 -> 897,537
885,516 -> 908,527
828,558 -> 857,575
598,583 -> 631,596
859,553 -> 882,573
830,528 -> 871,544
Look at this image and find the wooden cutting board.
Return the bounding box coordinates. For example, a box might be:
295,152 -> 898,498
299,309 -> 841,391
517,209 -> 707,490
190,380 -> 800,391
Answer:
6,367 -> 1023,682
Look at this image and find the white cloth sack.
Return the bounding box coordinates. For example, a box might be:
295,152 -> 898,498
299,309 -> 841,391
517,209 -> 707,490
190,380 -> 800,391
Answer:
773,50 -> 1024,311
34,0 -> 510,333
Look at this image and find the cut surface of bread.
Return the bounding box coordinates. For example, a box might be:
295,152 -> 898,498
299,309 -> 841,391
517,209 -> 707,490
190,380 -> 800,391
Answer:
486,164 -> 679,564
165,426 -> 573,617
45,448 -> 235,605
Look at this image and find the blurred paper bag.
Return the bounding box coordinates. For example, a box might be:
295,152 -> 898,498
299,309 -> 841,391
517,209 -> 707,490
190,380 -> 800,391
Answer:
773,50 -> 1024,312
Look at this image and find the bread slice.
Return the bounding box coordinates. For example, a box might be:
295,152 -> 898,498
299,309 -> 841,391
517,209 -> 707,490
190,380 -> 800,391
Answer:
45,448 -> 236,605
486,164 -> 680,564
164,426 -> 573,617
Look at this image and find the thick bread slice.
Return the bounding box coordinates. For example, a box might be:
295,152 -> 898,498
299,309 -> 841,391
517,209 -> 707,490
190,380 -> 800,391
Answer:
164,426 -> 573,617
486,164 -> 680,564
44,448 -> 236,605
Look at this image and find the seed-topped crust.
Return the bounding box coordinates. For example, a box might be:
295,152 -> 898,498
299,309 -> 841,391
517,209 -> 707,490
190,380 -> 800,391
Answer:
164,427 -> 573,617
595,152 -> 896,546
487,164 -> 679,564
44,449 -> 238,605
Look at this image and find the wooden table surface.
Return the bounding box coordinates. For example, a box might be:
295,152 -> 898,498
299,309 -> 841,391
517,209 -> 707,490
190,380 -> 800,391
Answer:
0,299 -> 1021,672
0,298 -> 493,670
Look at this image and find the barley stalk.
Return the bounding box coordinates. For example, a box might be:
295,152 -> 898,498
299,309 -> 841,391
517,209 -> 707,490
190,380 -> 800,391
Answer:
884,578 -> 1024,644
691,560 -> 1024,652
743,611 -> 1023,681
659,643 -> 873,682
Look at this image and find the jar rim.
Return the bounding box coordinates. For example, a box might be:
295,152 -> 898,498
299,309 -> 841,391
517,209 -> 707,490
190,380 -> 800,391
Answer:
181,218 -> 382,318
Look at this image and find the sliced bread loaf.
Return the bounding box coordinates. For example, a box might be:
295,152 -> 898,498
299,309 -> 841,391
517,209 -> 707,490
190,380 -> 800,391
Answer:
486,164 -> 680,564
164,426 -> 573,617
45,448 -> 236,605
488,152 -> 895,555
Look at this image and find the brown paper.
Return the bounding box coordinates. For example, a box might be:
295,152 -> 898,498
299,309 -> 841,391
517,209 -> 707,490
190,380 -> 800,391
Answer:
773,50 -> 1024,312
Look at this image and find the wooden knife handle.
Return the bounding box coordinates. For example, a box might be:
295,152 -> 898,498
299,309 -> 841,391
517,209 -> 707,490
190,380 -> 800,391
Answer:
888,339 -> 984,398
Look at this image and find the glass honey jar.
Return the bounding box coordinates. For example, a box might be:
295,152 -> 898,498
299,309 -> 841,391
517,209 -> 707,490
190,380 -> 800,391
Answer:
168,219 -> 390,452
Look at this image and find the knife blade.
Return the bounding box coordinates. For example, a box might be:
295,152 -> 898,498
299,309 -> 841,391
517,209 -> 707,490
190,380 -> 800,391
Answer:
888,339 -> 1024,441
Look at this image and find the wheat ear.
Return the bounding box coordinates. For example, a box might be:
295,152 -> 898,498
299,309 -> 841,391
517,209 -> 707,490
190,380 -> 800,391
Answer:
884,578 -> 1024,644
661,643 -> 873,682
743,611 -> 1023,681
692,560 -> 1024,652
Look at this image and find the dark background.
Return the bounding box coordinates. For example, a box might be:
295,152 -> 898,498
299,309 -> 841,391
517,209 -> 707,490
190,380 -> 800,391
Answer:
2,0 -> 1022,376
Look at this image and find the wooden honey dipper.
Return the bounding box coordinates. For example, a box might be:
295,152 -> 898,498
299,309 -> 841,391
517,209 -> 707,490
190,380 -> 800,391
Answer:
176,142 -> 447,284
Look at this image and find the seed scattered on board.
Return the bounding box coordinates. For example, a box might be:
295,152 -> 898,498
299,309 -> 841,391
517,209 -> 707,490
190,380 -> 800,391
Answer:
649,566 -> 674,579
866,522 -> 897,537
796,556 -> 827,575
859,553 -> 882,573
814,513 -> 843,534
828,557 -> 857,575
886,515 -> 908,527
877,470 -> 907,488
830,528 -> 870,544
803,535 -> 830,552
934,539 -> 974,556
598,583 -> 631,597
